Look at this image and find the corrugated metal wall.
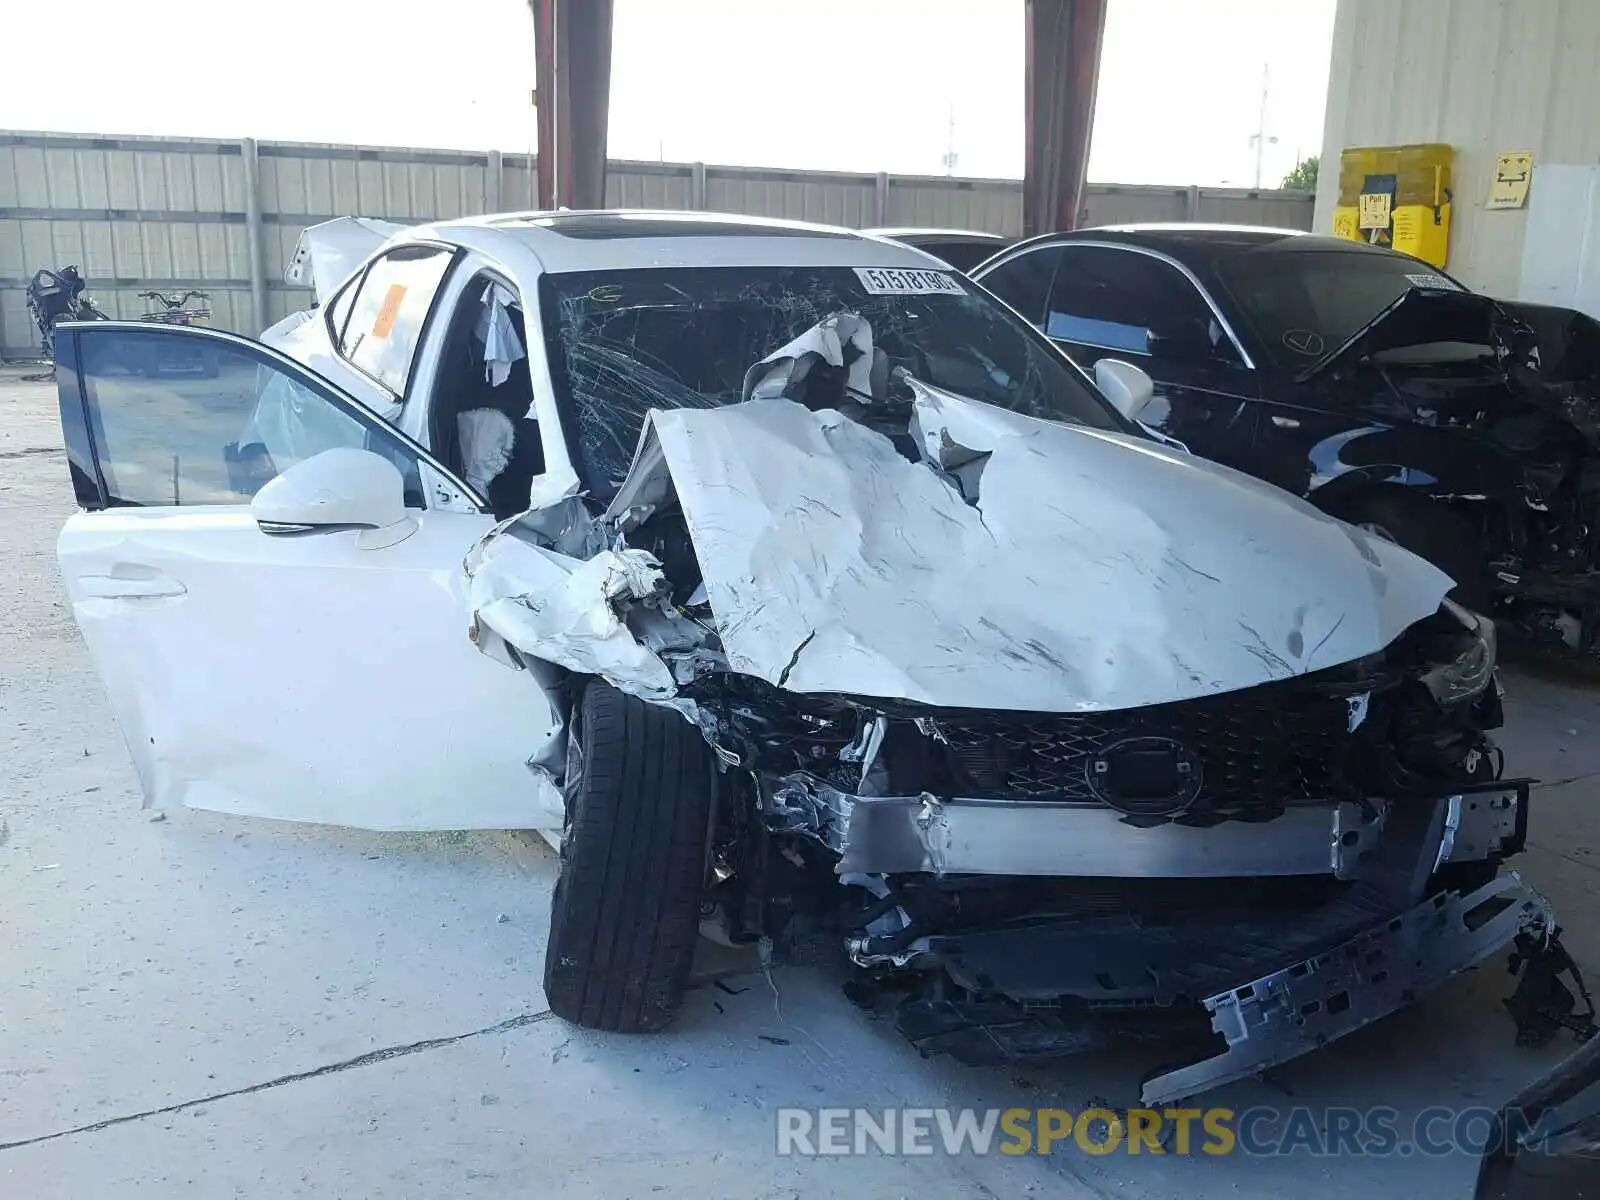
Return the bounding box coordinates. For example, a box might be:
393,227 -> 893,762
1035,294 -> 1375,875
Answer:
0,130 -> 1313,357
1315,0 -> 1600,297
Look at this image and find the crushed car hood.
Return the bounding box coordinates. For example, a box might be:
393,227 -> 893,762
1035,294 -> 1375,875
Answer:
474,381 -> 1454,715
1297,285 -> 1497,380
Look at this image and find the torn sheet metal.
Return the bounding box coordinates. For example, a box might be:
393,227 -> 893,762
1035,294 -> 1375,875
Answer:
282,216 -> 407,304
465,530 -> 678,699
602,385 -> 1451,713
741,312 -> 878,404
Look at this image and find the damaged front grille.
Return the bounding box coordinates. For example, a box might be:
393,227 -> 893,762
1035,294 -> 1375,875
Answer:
932,680 -> 1369,822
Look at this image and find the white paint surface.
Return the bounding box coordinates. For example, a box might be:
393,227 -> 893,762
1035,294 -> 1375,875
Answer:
612,387 -> 1450,711
55,503 -> 563,831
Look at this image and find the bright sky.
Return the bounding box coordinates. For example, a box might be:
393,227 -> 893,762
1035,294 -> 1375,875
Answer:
0,0 -> 1335,187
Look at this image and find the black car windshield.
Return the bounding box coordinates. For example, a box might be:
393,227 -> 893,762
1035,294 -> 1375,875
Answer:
538,265 -> 1120,497
1215,248 -> 1463,369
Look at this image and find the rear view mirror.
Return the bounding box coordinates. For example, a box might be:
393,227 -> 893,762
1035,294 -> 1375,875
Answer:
1094,359 -> 1155,422
251,447 -> 413,546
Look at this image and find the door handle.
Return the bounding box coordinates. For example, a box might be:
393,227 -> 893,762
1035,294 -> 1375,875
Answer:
76,574 -> 187,599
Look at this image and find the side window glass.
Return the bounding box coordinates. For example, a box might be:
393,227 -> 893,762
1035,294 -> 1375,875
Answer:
337,246 -> 456,395
77,328 -> 424,508
1048,247 -> 1238,363
979,247 -> 1061,327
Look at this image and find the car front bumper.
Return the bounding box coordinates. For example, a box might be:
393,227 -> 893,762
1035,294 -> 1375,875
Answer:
895,872 -> 1555,1104
1140,871 -> 1554,1103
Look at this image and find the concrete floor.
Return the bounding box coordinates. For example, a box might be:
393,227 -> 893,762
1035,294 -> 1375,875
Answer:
2,363 -> 1598,1198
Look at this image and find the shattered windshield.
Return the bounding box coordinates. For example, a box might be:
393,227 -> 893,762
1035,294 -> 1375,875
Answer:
537,265 -> 1120,496
1215,249 -> 1465,369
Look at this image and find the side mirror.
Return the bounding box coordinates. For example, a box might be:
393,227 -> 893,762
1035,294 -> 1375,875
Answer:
251,447 -> 412,545
1094,358 -> 1156,422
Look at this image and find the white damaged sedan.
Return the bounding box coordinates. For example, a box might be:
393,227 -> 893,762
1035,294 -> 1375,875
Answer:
49,212 -> 1582,1103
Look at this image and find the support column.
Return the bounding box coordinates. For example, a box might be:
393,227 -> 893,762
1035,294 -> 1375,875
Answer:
532,0 -> 615,211
241,138 -> 267,333
487,150 -> 504,213
1023,0 -> 1108,237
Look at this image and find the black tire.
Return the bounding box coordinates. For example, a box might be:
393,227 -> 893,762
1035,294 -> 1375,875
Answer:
544,678 -> 716,1033
1337,488 -> 1491,610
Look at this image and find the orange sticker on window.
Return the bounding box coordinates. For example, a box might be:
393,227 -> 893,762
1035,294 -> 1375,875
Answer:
371,284 -> 407,338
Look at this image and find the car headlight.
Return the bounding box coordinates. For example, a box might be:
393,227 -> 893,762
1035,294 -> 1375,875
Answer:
1420,600 -> 1497,704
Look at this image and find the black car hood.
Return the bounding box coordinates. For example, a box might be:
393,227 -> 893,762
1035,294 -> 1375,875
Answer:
1296,286 -> 1501,381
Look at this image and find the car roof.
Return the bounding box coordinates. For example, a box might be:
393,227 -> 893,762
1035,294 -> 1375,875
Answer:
404,209 -> 948,274
864,227 -> 1013,244
1033,223 -> 1399,263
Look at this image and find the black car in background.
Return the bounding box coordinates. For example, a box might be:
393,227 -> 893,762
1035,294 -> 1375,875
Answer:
864,227 -> 1014,273
973,226 -> 1600,659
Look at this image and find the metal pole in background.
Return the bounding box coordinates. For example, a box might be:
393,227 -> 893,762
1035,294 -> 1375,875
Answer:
1023,0 -> 1108,236
487,150 -> 504,213
531,0 -> 614,210
240,138 -> 267,332
530,0 -> 555,210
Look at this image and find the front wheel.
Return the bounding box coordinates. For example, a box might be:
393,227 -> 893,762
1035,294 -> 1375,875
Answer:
544,678 -> 717,1033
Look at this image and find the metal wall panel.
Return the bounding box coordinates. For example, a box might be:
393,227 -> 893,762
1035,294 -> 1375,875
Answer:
606,161 -> 693,210
1197,189 -> 1315,228
706,167 -> 877,227
1081,185 -> 1185,226
1317,0 -> 1600,297
888,177 -> 1025,235
1,129 -> 1316,356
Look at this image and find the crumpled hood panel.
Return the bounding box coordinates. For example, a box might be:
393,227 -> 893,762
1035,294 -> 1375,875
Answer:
1299,285 -> 1492,379
627,387 -> 1451,712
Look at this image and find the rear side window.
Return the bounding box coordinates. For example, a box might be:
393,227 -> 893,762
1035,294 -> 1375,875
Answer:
337,245 -> 456,394
979,247 -> 1061,326
1047,246 -> 1231,359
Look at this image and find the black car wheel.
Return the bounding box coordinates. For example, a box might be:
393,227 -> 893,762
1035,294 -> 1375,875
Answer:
1340,489 -> 1491,610
544,678 -> 717,1033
